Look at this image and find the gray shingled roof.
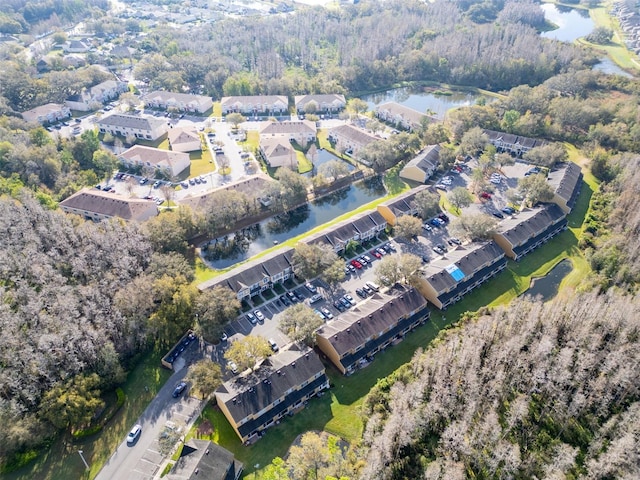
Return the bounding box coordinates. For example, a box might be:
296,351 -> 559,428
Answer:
403,145 -> 440,173
198,247 -> 295,292
97,113 -> 166,130
215,346 -> 325,434
547,162 -> 583,206
329,124 -> 379,146
59,188 -> 158,222
167,439 -> 242,480
316,286 -> 428,357
497,204 -> 566,247
422,241 -> 505,295
379,184 -> 428,214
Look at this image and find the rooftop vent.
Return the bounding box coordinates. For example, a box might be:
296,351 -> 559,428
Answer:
292,362 -> 296,368
276,370 -> 281,375
347,328 -> 351,333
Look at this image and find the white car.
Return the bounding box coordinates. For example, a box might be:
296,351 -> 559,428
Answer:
126,424 -> 142,445
254,310 -> 265,322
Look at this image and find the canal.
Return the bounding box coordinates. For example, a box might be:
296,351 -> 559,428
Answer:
201,176 -> 387,269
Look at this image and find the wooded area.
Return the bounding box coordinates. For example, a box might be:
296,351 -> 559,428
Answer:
360,292 -> 640,479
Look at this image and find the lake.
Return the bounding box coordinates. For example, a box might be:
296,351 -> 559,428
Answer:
362,86 -> 484,119
524,259 -> 573,302
540,4 -> 594,43
303,148 -> 355,178
201,177 -> 386,269
593,57 -> 634,78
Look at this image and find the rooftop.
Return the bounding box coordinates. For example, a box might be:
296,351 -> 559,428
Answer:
59,188 -> 158,222
496,204 -> 566,247
97,113 -> 166,131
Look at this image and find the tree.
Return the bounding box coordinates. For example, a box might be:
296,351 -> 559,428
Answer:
226,112 -> 246,130
478,145 -> 497,174
262,457 -> 290,480
224,336 -> 272,372
586,26 -> 613,45
469,167 -> 488,195
275,168 -> 309,208
414,189 -> 441,220
319,159 -> 350,181
523,143 -> 567,168
495,152 -> 515,171
160,184 -> 175,205
447,187 -> 473,212
459,127 -> 489,157
394,215 -> 422,241
288,432 -> 331,480
194,286 -> 241,342
278,303 -> 324,346
185,359 -> 222,399
92,149 -> 119,182
422,122 -> 450,145
40,373 -> 105,430
501,110 -> 521,132
293,242 -> 341,280
119,92 -> 140,111
518,173 -> 554,207
346,98 -> 368,116
304,100 -> 319,114
375,253 -> 422,287
450,213 -> 498,241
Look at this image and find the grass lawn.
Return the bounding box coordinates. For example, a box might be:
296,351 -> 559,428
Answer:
6,350 -> 172,480
189,149 -> 216,178
583,5 -> 640,71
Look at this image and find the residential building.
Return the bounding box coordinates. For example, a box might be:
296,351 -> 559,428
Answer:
63,54 -> 86,68
21,103 -> 71,125
119,145 -> 190,177
199,247 -> 295,301
259,137 -> 298,169
215,345 -> 329,443
377,185 -> 428,226
483,129 -> 548,156
59,188 -> 158,222
316,286 -> 430,375
327,124 -> 380,159
220,95 -> 288,115
168,128 -> 201,152
142,91 -> 213,114
179,176 -> 272,212
62,39 -> 90,53
375,102 -> 435,131
546,161 -> 583,214
303,210 -> 387,253
399,145 -> 440,183
166,440 -> 243,480
294,94 -> 346,113
65,80 -> 129,112
259,120 -> 317,144
97,113 -> 168,141
493,204 -> 567,260
418,241 -> 508,310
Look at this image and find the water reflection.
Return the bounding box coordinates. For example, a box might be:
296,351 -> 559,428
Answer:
362,86 -> 485,119
524,259 -> 573,302
540,4 -> 594,43
201,178 -> 386,269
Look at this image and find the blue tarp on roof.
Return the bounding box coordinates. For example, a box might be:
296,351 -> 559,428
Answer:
445,264 -> 465,281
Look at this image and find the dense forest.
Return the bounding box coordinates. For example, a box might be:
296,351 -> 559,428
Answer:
360,292 -> 640,479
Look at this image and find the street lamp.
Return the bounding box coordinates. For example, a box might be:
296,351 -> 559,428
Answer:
78,450 -> 89,470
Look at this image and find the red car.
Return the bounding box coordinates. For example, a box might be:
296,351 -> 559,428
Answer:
370,250 -> 382,259
350,259 -> 362,269
480,192 -> 492,199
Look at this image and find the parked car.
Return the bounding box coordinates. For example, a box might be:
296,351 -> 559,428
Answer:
438,213 -> 450,223
172,381 -> 187,398
376,248 -> 387,256
305,282 -> 317,294
385,242 -> 396,252
268,339 -> 279,352
370,249 -> 382,258
480,192 -> 492,199
365,281 -> 380,292
339,297 -> 351,309
334,300 -> 346,311
435,184 -> 447,191
220,332 -> 228,342
433,246 -> 445,255
344,267 -> 351,275
320,307 -> 334,319
355,288 -> 367,298
348,264 -> 356,273
358,256 -> 368,266
314,309 -> 326,320
350,259 -> 362,269
127,424 -> 142,445
246,312 -> 257,325
286,291 -> 297,303
309,294 -> 323,304
492,211 -> 505,219
501,206 -> 516,215
254,310 -> 265,322
422,223 -> 433,232
228,361 -> 238,374
139,178 -> 148,185
449,237 -> 462,246
363,254 -> 372,263
280,295 -> 290,306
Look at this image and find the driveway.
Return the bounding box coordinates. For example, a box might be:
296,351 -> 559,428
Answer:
95,354 -> 204,480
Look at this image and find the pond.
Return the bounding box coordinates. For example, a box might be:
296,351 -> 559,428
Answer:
540,4 -> 594,43
201,177 -> 387,269
523,259 -> 573,302
361,86 -> 485,120
593,57 -> 634,78
303,148 -> 355,178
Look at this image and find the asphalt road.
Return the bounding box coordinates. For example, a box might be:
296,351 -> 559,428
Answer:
95,359 -> 202,480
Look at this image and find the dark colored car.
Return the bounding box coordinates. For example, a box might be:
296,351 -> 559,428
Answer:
356,288 -> 367,298
172,381 -> 187,398
502,206 -> 516,215
492,211 -> 505,219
